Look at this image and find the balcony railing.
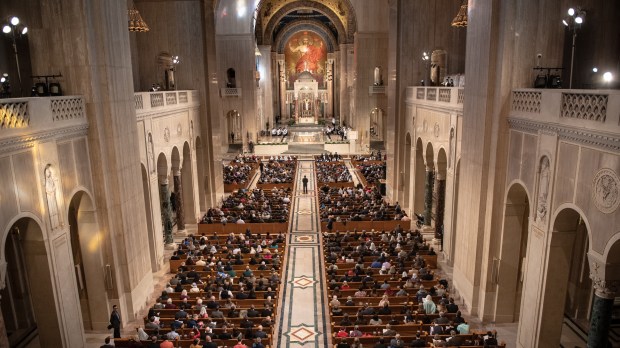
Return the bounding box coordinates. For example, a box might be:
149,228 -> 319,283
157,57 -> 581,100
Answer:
134,90 -> 199,116
0,96 -> 87,139
509,88 -> 620,133
407,86 -> 464,108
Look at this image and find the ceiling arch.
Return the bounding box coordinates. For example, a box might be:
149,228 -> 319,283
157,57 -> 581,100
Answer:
274,20 -> 338,54
257,0 -> 356,45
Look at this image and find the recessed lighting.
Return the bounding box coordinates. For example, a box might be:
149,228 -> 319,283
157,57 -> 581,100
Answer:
2,25 -> 11,33
568,8 -> 575,16
575,16 -> 583,24
10,17 -> 19,26
603,72 -> 613,82
592,67 -> 598,73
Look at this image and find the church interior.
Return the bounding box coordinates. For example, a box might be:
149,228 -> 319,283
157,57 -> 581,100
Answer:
0,0 -> 619,347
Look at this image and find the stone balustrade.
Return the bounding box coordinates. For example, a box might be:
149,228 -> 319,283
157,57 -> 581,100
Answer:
134,90 -> 199,117
509,88 -> 620,135
406,86 -> 464,108
0,96 -> 87,140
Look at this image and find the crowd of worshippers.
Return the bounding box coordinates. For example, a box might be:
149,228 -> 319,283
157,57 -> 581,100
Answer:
316,161 -> 353,183
223,163 -> 254,185
356,162 -> 386,185
258,158 -> 297,184
323,229 -> 499,348
315,152 -> 342,162
201,188 -> 291,223
319,186 -> 399,222
143,232 -> 284,343
231,154 -> 259,164
352,150 -> 385,162
324,125 -> 349,141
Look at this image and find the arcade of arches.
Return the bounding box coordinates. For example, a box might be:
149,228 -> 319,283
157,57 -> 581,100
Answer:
0,0 -> 619,347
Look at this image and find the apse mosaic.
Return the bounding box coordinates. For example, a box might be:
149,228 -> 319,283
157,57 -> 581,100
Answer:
285,31 -> 327,85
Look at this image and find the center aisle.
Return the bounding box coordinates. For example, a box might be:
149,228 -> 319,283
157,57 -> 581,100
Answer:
275,159 -> 330,348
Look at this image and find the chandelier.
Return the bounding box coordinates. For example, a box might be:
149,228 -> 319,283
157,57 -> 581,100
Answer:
128,7 -> 150,32
451,0 -> 468,27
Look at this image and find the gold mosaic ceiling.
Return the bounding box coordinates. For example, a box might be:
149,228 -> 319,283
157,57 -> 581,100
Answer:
258,0 -> 349,33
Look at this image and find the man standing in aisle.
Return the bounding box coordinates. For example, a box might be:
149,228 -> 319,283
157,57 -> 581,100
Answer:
109,304 -> 122,338
302,175 -> 309,194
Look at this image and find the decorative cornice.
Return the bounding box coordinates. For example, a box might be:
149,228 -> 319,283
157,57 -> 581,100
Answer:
0,124 -> 89,154
508,117 -> 620,152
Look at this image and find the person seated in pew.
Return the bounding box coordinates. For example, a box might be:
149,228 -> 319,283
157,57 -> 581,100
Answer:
409,332 -> 427,347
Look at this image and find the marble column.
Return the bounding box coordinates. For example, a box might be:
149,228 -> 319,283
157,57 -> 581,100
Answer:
159,176 -> 173,245
173,169 -> 186,233
435,174 -> 446,240
423,167 -> 434,227
587,281 -> 617,348
278,59 -> 287,123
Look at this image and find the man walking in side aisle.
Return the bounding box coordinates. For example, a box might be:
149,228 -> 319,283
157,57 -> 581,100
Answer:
108,304 -> 121,338
302,175 -> 309,194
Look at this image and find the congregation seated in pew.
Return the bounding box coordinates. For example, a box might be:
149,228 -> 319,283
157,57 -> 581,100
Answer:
201,188 -> 291,224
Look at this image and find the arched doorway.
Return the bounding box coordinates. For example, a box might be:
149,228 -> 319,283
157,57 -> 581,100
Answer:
435,148 -> 447,240
141,164 -> 158,272
157,153 -> 173,245
495,182 -> 530,322
195,136 -> 207,212
0,217 -> 63,347
227,110 -> 241,144
182,142 -> 197,225
423,142 -> 435,228
535,207 -> 591,347
170,147 -> 184,233
413,138 -> 426,222
370,108 -> 385,141
68,191 -> 109,330
403,133 -> 412,212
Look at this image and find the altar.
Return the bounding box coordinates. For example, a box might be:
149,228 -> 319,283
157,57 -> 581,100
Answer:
293,71 -> 319,124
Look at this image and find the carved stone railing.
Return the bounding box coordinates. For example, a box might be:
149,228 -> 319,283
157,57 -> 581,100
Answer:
509,88 -> 620,136
407,87 -> 465,110
0,96 -> 88,141
134,90 -> 199,117
0,100 -> 29,129
50,97 -> 85,122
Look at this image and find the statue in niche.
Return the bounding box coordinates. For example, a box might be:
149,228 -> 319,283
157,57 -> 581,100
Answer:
189,121 -> 194,149
536,157 -> 550,221
374,66 -> 383,86
44,164 -> 61,229
147,133 -> 155,173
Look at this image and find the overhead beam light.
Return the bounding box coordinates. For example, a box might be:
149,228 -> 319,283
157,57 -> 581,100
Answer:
603,72 -> 613,82
568,8 -> 575,16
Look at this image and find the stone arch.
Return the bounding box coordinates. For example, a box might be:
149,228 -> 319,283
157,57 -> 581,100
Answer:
171,146 -> 181,172
531,206 -> 592,347
422,142 -> 435,227
67,190 -> 109,330
157,152 -> 173,244
435,148 -> 448,239
0,217 -> 64,346
495,181 -> 531,323
274,20 -> 338,53
181,141 -> 197,224
260,0 -> 353,45
403,133 -> 412,213
413,138 -> 426,222
141,163 -> 158,272
195,136 -> 207,212
227,110 -> 242,144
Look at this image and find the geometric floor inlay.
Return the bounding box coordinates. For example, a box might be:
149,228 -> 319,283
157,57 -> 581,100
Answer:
293,235 -> 316,243
290,275 -> 317,289
286,324 -> 319,344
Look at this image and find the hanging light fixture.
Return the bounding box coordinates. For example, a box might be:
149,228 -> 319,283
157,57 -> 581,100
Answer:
451,0 -> 468,28
128,6 -> 150,32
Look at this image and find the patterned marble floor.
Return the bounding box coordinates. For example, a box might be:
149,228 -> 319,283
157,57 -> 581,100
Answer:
274,160 -> 331,348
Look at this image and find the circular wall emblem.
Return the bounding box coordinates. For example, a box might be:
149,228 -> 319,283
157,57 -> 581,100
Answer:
164,127 -> 170,142
592,168 -> 620,214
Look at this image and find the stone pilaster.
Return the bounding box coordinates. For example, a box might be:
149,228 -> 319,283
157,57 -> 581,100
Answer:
587,278 -> 618,348
423,167 -> 434,227
159,176 -> 174,245
0,296 -> 8,347
435,174 -> 446,240
172,169 -> 186,233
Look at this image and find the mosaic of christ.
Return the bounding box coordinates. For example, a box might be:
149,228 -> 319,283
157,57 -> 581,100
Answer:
285,31 -> 327,85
